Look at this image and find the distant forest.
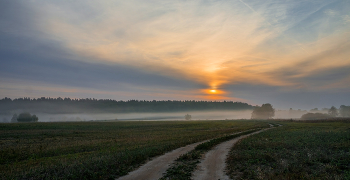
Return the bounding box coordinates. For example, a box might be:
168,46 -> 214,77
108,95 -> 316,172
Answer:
0,97 -> 255,114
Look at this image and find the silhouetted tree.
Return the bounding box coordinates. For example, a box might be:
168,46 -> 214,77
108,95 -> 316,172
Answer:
328,106 -> 338,117
32,114 -> 39,122
185,114 -> 192,120
339,105 -> 350,117
17,112 -> 38,122
301,113 -> 331,120
11,113 -> 18,123
322,108 -> 329,112
251,103 -> 275,119
310,108 -> 319,112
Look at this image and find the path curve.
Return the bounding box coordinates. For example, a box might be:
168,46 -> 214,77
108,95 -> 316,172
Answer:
116,139 -> 210,180
116,130 -> 247,180
192,128 -> 271,180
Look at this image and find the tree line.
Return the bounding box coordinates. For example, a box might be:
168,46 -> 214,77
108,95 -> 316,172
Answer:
301,105 -> 350,120
0,97 -> 255,114
250,104 -> 350,120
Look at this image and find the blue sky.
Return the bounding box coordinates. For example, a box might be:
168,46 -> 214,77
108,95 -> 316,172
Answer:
0,0 -> 350,109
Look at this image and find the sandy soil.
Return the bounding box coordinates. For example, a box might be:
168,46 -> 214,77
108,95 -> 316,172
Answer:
192,128 -> 271,180
116,140 -> 210,180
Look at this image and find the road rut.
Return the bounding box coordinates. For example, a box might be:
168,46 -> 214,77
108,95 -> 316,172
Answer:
192,128 -> 271,180
116,140 -> 208,180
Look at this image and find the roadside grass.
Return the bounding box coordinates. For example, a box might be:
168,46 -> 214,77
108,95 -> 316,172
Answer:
160,128 -> 264,180
0,120 -> 268,179
226,120 -> 350,179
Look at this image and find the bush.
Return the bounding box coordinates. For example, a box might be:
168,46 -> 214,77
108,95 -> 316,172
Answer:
11,114 -> 18,123
185,114 -> 191,120
17,113 -> 39,122
300,113 -> 331,120
251,103 -> 275,119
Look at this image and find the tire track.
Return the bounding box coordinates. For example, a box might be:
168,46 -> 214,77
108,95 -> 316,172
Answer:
116,139 -> 211,180
192,128 -> 272,180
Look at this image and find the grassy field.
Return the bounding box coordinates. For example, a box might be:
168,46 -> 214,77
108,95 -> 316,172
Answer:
226,120 -> 350,179
0,120 -> 267,179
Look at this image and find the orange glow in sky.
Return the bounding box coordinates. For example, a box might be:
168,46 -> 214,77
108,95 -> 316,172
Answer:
202,89 -> 226,95
3,0 -> 348,106
194,88 -> 228,100
45,1 -> 350,100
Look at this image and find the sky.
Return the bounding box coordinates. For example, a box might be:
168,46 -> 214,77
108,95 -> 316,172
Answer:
0,0 -> 350,110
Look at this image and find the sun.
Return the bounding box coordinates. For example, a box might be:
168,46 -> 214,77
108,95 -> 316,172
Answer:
201,89 -> 225,96
210,89 -> 217,93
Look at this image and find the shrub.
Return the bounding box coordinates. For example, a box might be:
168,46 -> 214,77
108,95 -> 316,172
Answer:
300,113 -> 331,120
17,112 -> 39,122
185,114 -> 192,120
251,103 -> 275,119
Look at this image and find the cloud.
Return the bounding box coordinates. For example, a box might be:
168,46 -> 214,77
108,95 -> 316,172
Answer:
27,0 -> 275,88
34,0 -> 349,88
1,0 -> 350,108
224,83 -> 350,109
324,9 -> 338,16
263,31 -> 350,90
0,35 -> 202,92
343,15 -> 350,23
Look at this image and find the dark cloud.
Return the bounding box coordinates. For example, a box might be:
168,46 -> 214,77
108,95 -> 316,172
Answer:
302,65 -> 350,83
267,36 -> 350,87
270,64 -> 350,89
225,83 -> 350,109
0,1 -> 40,37
0,1 -> 202,92
0,37 -> 201,91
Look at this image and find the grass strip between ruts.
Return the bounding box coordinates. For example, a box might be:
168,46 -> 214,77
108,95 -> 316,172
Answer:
159,128 -> 264,180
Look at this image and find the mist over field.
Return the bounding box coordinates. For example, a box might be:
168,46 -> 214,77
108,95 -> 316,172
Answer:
0,97 -> 343,123
0,110 -> 256,122
0,98 -> 266,122
0,108 -> 335,123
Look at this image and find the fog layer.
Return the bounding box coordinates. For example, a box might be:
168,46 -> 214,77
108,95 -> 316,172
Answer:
0,110 -> 256,122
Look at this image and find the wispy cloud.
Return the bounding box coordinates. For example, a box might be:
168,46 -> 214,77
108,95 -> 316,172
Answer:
1,0 -> 350,108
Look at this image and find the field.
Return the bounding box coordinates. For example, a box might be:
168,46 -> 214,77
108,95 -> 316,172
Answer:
0,120 -> 267,179
226,120 -> 350,179
3,119 -> 350,180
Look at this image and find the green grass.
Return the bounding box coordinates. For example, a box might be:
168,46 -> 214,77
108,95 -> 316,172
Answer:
0,120 -> 268,179
160,128 -> 263,180
226,120 -> 350,180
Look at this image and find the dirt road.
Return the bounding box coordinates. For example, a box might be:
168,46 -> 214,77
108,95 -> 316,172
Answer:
116,140 -> 209,180
192,128 -> 271,180
116,127 -> 272,180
